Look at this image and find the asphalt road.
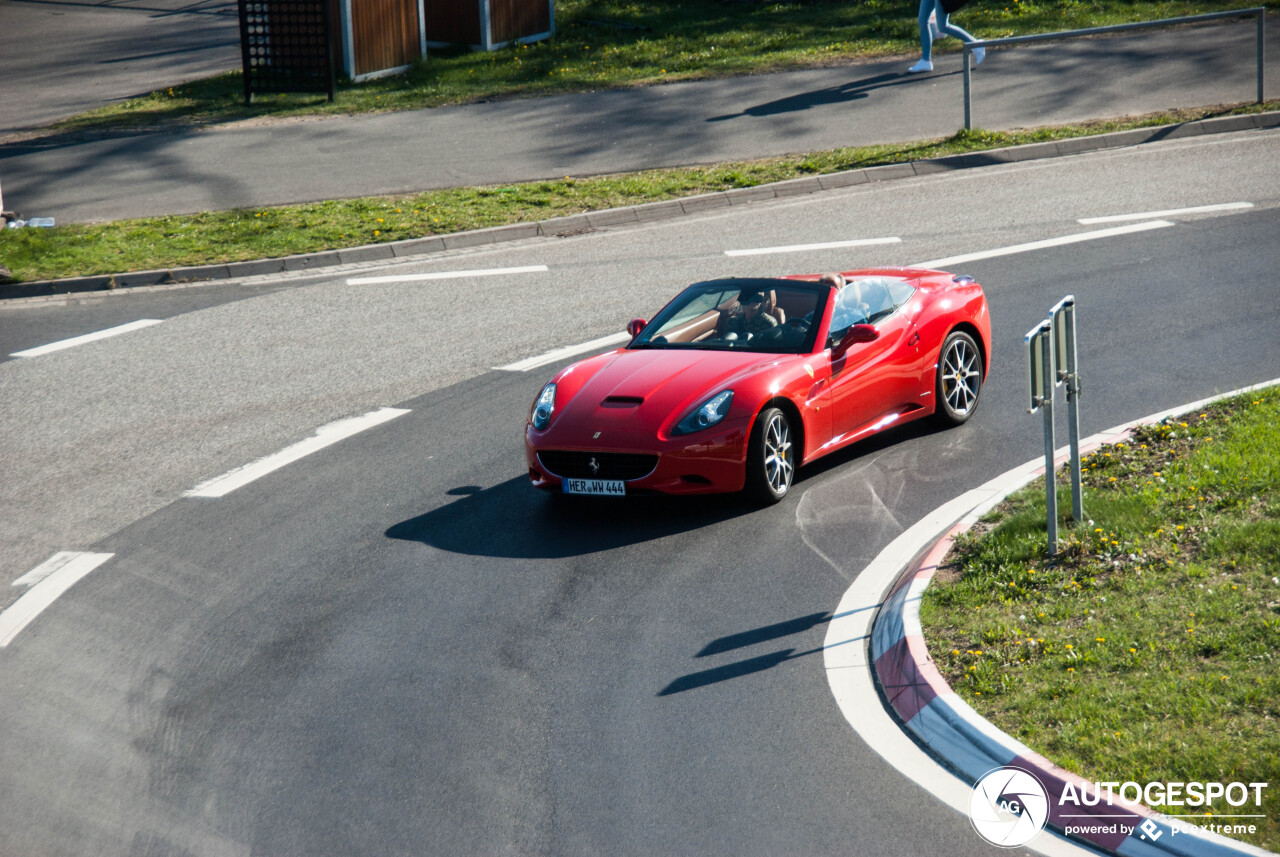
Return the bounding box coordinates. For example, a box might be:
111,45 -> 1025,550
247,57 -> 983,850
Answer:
0,130 -> 1278,856
2,17 -> 1277,224
0,0 -> 240,136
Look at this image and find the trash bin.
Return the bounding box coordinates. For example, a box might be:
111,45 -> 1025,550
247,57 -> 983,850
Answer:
426,0 -> 554,51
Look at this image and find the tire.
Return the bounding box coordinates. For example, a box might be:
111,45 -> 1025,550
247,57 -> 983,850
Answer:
933,330 -> 983,426
745,407 -> 795,504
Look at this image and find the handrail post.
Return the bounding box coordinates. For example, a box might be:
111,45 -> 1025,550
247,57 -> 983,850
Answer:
1259,8 -> 1266,104
963,44 -> 973,130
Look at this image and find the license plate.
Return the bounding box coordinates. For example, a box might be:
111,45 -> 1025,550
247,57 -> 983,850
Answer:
563,478 -> 626,496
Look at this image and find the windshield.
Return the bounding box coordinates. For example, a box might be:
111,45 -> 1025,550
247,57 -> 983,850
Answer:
630,279 -> 829,354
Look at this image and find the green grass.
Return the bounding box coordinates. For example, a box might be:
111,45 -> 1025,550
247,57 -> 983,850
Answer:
920,386 -> 1280,851
2,100 -> 1275,284
15,0 -> 1277,140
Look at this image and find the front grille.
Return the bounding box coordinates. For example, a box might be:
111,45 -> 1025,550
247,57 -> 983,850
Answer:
537,451 -> 659,481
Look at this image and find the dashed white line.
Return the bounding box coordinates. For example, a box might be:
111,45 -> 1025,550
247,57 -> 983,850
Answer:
495,332 -> 631,372
912,220 -> 1176,269
10,319 -> 163,358
1078,202 -> 1253,224
725,237 -> 901,257
2,552 -> 113,647
347,264 -> 548,285
184,407 -> 410,498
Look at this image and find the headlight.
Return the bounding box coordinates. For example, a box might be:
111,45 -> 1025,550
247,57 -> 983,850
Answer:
673,390 -> 734,436
531,382 -> 557,430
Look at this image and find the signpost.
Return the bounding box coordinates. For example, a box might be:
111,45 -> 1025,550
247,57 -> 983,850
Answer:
1026,295 -> 1084,559
1025,320 -> 1058,557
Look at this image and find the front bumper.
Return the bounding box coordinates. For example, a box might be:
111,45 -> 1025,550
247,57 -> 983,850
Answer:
525,420 -> 751,495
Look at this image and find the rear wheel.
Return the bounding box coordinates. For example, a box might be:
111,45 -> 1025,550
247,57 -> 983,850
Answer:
934,330 -> 983,425
745,407 -> 794,504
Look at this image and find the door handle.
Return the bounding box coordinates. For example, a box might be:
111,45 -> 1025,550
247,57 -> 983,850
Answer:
907,332 -> 920,347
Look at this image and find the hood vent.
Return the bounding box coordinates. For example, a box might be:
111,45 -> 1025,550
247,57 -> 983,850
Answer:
601,395 -> 645,407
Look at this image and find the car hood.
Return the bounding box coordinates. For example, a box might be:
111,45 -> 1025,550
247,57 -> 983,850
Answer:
558,348 -> 783,434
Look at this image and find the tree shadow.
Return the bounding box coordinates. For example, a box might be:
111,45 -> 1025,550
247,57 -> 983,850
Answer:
386,476 -> 756,559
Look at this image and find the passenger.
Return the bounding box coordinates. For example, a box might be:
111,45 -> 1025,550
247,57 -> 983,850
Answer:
723,290 -> 779,340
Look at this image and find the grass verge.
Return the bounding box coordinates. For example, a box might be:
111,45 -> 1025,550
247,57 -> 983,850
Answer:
15,0 -> 1278,140
920,385 -> 1280,851
2,100 -> 1276,285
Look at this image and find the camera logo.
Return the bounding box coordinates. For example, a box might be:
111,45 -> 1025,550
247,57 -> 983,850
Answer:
969,766 -> 1051,847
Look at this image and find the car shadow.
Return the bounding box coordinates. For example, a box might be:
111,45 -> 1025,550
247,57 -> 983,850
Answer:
386,476 -> 756,559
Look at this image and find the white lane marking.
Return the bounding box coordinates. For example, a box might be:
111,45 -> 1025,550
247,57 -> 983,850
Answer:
2,552 -> 113,647
495,222 -> 1174,374
912,220 -> 1175,269
495,332 -> 630,372
184,407 -> 410,498
347,264 -> 548,285
1078,201 -> 1253,224
725,237 -> 901,257
10,319 -> 163,358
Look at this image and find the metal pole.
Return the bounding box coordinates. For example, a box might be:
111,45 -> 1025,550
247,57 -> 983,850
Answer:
1064,303 -> 1084,523
963,45 -> 973,130
1259,9 -> 1266,105
1041,331 -> 1058,557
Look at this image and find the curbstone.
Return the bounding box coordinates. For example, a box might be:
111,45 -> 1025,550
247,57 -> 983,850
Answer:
679,193 -> 731,213
4,110 -> 1276,301
817,170 -> 869,189
726,186 -> 780,204
633,199 -> 686,221
862,162 -> 917,182
864,378 -> 1280,857
342,244 -> 398,263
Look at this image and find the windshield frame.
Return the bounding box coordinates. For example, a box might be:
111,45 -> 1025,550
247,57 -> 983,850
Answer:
627,278 -> 832,356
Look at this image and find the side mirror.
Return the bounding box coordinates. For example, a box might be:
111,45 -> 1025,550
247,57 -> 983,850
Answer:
627,318 -> 647,337
835,323 -> 879,353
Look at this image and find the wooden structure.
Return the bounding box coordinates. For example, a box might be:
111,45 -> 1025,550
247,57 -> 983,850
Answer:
334,0 -> 427,81
425,0 -> 554,51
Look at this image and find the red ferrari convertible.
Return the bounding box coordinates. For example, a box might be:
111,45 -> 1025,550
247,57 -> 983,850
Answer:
525,268 -> 990,504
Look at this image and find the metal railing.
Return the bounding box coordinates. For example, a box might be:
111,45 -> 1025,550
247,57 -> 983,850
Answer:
962,8 -> 1266,130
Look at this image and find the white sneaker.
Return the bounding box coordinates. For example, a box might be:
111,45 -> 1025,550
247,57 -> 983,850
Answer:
908,59 -> 934,73
973,45 -> 985,65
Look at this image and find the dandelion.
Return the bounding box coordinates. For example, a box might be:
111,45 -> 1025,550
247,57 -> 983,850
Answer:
1067,667 -> 1075,672
1129,647 -> 1137,653
1065,644 -> 1073,649
951,650 -> 960,655
1096,637 -> 1105,642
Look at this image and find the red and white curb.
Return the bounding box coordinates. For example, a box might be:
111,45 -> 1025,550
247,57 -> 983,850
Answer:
824,378 -> 1280,857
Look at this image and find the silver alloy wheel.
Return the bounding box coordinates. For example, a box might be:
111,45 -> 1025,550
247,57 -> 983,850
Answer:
763,411 -> 794,495
942,336 -> 981,416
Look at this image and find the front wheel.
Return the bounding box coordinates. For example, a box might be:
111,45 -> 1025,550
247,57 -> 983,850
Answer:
745,407 -> 795,504
933,330 -> 983,426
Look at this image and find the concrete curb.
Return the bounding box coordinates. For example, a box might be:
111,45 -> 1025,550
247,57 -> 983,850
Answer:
865,378 -> 1280,857
4,110 -> 1278,301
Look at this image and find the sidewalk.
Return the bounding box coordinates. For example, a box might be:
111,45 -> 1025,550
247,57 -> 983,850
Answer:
1,17 -> 1276,226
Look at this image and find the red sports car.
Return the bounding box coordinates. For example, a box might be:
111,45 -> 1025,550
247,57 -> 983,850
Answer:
525,268 -> 990,504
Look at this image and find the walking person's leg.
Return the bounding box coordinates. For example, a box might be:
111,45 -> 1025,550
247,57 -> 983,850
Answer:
908,0 -> 936,72
935,4 -> 985,64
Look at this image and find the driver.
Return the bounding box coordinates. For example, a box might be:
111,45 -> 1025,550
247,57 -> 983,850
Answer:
723,290 -> 778,340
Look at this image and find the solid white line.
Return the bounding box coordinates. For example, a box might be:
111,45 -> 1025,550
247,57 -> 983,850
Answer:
911,220 -> 1175,269
1078,202 -> 1253,224
184,407 -> 410,498
1,552 -> 113,647
725,237 -> 901,257
10,319 -> 162,358
347,264 -> 548,285
495,332 -> 630,372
